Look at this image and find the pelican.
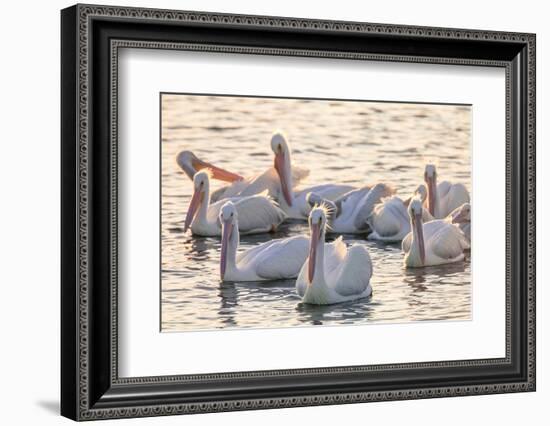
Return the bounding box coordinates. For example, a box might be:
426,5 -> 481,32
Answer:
296,206 -> 373,305
306,183 -> 394,234
219,202 -> 309,282
271,133 -> 355,219
448,202 -> 471,243
366,185 -> 431,242
424,164 -> 470,218
402,199 -> 469,267
183,171 -> 285,236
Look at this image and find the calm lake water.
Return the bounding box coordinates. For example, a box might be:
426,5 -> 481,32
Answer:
161,94 -> 471,332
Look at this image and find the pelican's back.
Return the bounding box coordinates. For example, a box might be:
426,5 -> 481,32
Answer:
331,245 -> 373,297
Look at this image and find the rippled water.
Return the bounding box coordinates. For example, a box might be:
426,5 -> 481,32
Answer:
161,94 -> 471,332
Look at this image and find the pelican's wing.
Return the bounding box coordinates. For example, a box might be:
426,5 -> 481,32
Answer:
368,196 -> 409,238
296,184 -> 356,201
210,179 -> 252,202
296,266 -> 308,297
332,245 -> 373,296
254,236 -> 309,279
236,168 -> 280,198
236,239 -> 279,265
291,165 -> 310,186
402,231 -> 413,253
427,222 -> 470,260
233,195 -> 286,233
335,186 -> 371,205
438,181 -> 470,217
352,184 -> 394,230
323,237 -> 347,276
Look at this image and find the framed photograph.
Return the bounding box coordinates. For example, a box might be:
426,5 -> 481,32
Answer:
61,4 -> 536,421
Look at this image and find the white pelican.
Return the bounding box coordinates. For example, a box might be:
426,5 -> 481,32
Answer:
366,185 -> 431,242
448,202 -> 471,243
219,202 -> 309,282
296,206 -> 373,305
402,199 -> 469,267
424,164 -> 470,218
306,183 -> 394,234
183,171 -> 285,236
271,133 -> 354,219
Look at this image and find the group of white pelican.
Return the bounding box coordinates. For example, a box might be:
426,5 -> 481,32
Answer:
177,132 -> 471,305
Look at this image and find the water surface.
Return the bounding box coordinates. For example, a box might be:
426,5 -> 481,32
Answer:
161,94 -> 471,332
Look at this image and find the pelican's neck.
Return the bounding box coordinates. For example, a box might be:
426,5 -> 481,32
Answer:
409,216 -> 425,264
225,221 -> 240,274
428,176 -> 439,217
194,186 -> 211,227
311,230 -> 327,286
282,150 -> 294,198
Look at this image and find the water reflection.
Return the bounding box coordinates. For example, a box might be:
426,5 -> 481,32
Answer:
161,95 -> 472,332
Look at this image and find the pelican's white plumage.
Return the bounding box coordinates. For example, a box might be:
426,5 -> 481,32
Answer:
184,171 -> 285,237
402,199 -> 469,267
307,183 -> 394,234
367,185 -> 430,242
296,207 -> 373,305
219,202 -> 309,282
423,164 -> 470,219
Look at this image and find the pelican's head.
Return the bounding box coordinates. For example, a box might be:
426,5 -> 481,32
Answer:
219,201 -> 238,225
408,198 -> 425,265
176,150 -> 243,182
306,192 -> 323,209
219,202 -> 238,280
307,207 -> 327,283
414,184 -> 428,203
271,131 -> 293,206
424,164 -> 437,216
176,151 -> 205,180
424,164 -> 437,181
193,170 -> 211,193
183,171 -> 211,232
450,202 -> 471,224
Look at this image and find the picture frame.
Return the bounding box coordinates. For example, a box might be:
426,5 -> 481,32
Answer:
61,3 -> 536,421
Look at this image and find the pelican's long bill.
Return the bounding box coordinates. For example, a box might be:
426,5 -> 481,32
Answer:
220,219 -> 233,280
195,159 -> 243,183
274,149 -> 293,206
308,220 -> 321,283
414,212 -> 426,265
426,174 -> 436,216
183,188 -> 203,232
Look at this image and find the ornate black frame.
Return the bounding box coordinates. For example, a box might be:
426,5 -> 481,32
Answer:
61,3 -> 536,421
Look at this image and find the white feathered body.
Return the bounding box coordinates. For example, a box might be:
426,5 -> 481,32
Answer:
324,184 -> 394,234
224,235 -> 309,282
191,194 -> 285,236
296,237 -> 373,305
367,196 -> 431,242
402,220 -> 470,267
427,181 -> 470,219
